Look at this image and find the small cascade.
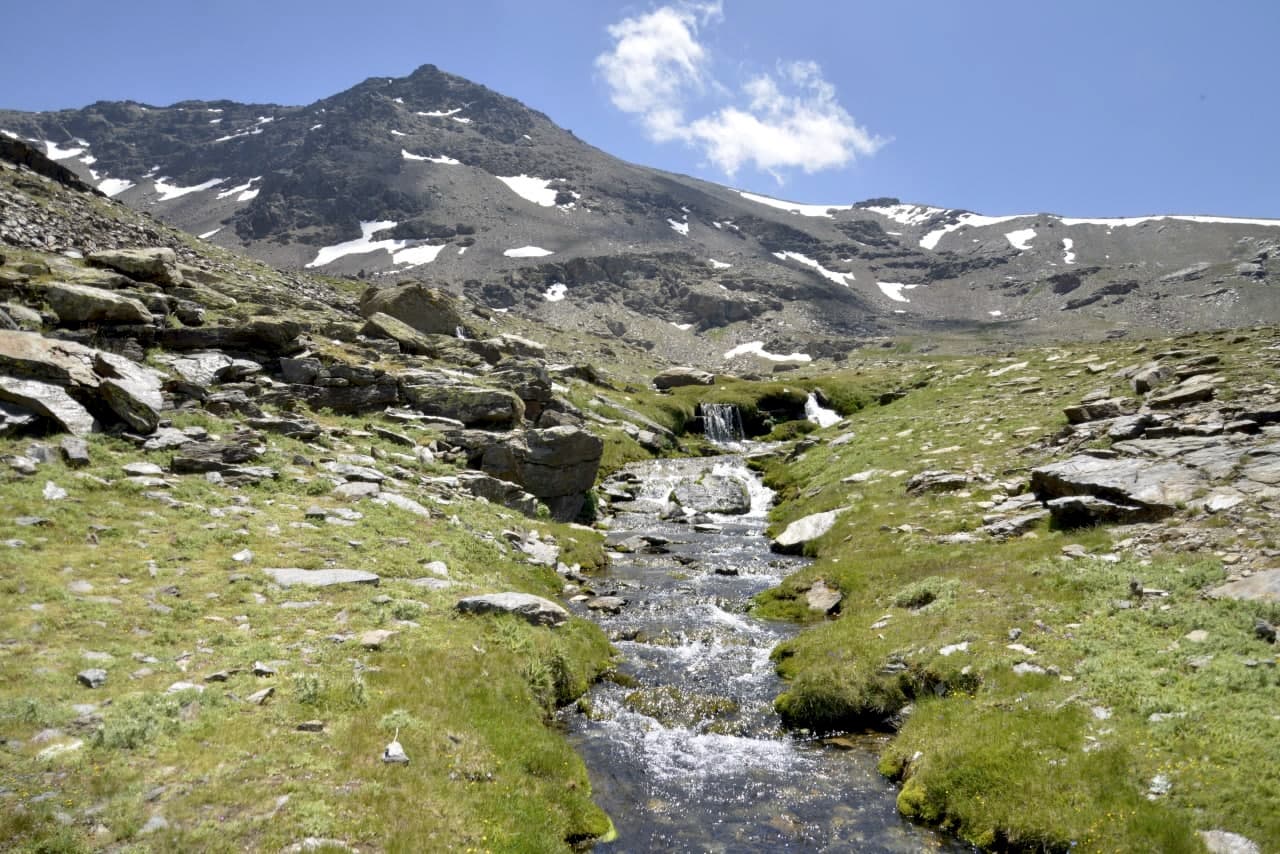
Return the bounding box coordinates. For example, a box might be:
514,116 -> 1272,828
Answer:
804,392 -> 841,428
700,403 -> 745,446
455,325 -> 467,340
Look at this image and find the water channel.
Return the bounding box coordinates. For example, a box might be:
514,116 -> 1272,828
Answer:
563,452 -> 968,852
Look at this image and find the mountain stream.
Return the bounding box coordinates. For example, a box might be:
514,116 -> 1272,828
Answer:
564,454 -> 967,852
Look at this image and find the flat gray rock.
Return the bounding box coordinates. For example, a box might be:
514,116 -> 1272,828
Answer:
771,508 -> 846,555
44,281 -> 152,325
262,568 -> 380,588
0,376 -> 96,435
455,592 -> 568,627
1207,570 -> 1280,603
1031,455 -> 1206,516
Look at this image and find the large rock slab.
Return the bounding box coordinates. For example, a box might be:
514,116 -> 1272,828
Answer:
670,475 -> 751,515
263,568 -> 380,588
653,366 -> 715,389
0,376 -> 96,435
1030,454 -> 1205,518
482,426 -> 603,521
454,592 -> 568,627
771,508 -> 846,554
1063,397 -> 1137,425
0,331 -> 164,432
155,319 -> 303,355
361,312 -> 435,355
400,372 -> 524,428
1207,570 -> 1280,603
44,282 -> 153,325
88,247 -> 183,287
456,471 -> 540,517
359,283 -> 465,336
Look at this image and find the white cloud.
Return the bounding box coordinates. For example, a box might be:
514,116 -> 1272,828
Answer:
596,3 -> 884,178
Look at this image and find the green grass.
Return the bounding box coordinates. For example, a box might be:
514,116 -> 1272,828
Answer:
750,327 -> 1280,851
0,407 -> 615,852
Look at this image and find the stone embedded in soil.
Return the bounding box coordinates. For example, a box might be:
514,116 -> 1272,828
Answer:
455,592 -> 568,627
805,580 -> 842,615
1207,570 -> 1280,603
76,669 -> 107,688
771,508 -> 846,555
262,568 -> 380,589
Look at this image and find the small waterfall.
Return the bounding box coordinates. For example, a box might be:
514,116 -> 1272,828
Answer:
455,325 -> 467,340
804,393 -> 841,428
700,403 -> 744,446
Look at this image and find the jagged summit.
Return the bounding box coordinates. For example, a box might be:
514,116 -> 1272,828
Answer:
3,63 -> 1279,364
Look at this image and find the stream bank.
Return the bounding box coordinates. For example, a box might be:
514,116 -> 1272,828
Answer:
564,454 -> 967,852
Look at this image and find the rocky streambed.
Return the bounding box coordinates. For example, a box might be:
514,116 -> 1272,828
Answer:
563,455 -> 967,852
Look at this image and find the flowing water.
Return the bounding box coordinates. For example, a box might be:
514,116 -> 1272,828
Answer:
564,454 -> 967,853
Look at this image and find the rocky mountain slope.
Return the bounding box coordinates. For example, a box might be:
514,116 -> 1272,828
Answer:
4,64 -> 1280,365
1,133 -> 1277,853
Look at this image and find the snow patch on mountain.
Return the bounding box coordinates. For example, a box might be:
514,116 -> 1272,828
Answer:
1062,238 -> 1076,264
919,213 -> 1028,250
877,282 -> 917,303
866,203 -> 946,226
497,175 -> 558,207
418,108 -> 463,118
1059,214 -> 1280,228
723,341 -> 812,363
708,259 -> 731,269
199,228 -> 222,239
154,177 -> 225,202
402,150 -> 460,164
98,178 -> 134,197
305,220 -> 446,268
668,218 -> 689,236
44,141 -> 85,160
543,283 -> 568,302
772,251 -> 854,286
1005,228 -> 1036,251
739,190 -> 851,218
216,177 -> 261,202
504,246 -> 554,258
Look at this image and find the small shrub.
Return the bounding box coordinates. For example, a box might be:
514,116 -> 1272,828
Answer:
892,576 -> 960,613
93,692 -> 182,750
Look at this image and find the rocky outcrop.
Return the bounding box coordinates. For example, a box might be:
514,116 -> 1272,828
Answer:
653,366 -> 715,389
88,248 -> 184,287
455,471 -> 541,517
361,311 -> 436,356
454,592 -> 568,627
0,329 -> 165,433
463,426 -> 603,521
1031,455 -> 1204,524
44,282 -> 153,325
400,371 -> 524,428
359,282 -> 465,336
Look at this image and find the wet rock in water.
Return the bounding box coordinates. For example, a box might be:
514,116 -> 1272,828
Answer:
623,685 -> 739,730
454,592 -> 568,627
670,475 -> 751,515
262,568 -> 380,589
653,366 -> 715,389
771,508 -> 846,555
586,595 -> 626,614
77,669 -> 107,689
905,470 -> 969,494
805,580 -> 842,615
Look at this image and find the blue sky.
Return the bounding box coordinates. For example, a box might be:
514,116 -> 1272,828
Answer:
9,1 -> 1280,217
